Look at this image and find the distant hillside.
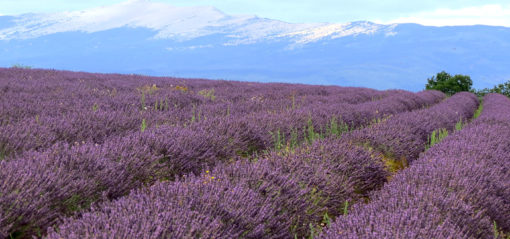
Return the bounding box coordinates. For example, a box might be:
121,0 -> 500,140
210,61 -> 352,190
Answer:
1,0 -> 510,90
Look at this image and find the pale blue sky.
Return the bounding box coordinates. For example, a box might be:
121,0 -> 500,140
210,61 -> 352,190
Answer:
2,0 -> 510,26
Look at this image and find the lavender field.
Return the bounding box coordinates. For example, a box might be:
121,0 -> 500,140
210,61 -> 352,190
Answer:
0,68 -> 508,238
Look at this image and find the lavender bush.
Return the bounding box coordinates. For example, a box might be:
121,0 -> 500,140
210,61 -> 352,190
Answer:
345,92 -> 478,168
46,93 -> 478,239
0,68 -> 445,237
320,93 -> 510,238
0,68 -> 443,160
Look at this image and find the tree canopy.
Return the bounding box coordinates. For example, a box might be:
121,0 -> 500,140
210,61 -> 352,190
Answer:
425,71 -> 473,95
476,80 -> 510,97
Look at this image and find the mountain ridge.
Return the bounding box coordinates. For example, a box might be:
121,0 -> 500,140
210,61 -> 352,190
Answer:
1,1 -> 510,91
0,1 -> 395,45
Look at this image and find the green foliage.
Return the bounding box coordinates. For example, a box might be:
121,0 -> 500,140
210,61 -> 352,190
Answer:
269,117 -> 349,155
140,91 -> 146,110
268,128 -> 297,154
475,79 -> 510,98
369,115 -> 390,126
153,98 -> 167,111
326,117 -> 349,137
268,117 -> 348,155
8,230 -> 24,239
63,194 -> 84,213
289,128 -> 299,150
92,103 -> 99,112
137,84 -> 159,95
137,84 -> 160,111
493,221 -> 499,239
426,128 -> 448,150
191,105 -> 196,123
0,149 -> 5,161
308,223 -> 316,239
343,200 -> 349,216
306,118 -> 321,144
327,117 -> 338,136
173,85 -> 188,92
270,118 -> 334,154
425,71 -> 473,95
270,129 -> 285,151
383,155 -> 409,174
11,63 -> 32,69
140,119 -> 147,132
198,89 -> 216,101
474,102 -> 484,119
291,93 -> 296,110
322,213 -> 332,227
190,105 -> 202,123
455,118 -> 464,131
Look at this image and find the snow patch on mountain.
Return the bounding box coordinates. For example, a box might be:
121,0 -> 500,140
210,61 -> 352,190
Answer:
281,21 -> 397,44
0,0 -> 396,44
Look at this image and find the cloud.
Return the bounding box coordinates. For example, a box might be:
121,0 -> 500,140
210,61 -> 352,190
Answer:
381,4 -> 510,27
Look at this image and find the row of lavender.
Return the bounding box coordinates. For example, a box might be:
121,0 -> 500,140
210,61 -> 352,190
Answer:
0,69 -> 444,237
319,93 -> 510,238
0,68 -> 399,160
0,68 -> 386,122
0,89 -> 438,162
44,93 -> 479,238
0,92 -> 442,238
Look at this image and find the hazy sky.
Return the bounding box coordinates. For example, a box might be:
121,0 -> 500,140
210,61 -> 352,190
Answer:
2,0 -> 510,26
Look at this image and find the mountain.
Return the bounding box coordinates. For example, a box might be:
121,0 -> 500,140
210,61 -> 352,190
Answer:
1,0 -> 510,91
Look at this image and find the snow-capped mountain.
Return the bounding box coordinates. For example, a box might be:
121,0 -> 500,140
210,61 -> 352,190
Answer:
0,0 -> 395,44
1,0 -> 510,90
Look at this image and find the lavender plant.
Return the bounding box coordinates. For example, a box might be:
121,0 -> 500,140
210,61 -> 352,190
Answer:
0,68 -> 447,238
319,93 -> 510,238
46,93 -> 477,239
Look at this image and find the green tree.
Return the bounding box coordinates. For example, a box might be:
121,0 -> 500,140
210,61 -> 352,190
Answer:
425,71 -> 473,95
476,80 -> 510,97
11,63 -> 32,69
